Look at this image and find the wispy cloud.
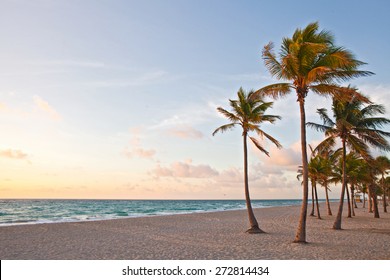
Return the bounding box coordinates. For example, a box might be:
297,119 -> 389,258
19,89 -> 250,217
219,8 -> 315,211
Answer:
151,160 -> 218,179
83,70 -> 175,88
33,95 -> 62,121
0,149 -> 29,160
28,60 -> 106,68
123,127 -> 156,160
167,125 -> 204,139
123,147 -> 156,159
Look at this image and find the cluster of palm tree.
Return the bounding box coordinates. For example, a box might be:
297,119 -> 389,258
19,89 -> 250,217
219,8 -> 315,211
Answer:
213,22 -> 390,243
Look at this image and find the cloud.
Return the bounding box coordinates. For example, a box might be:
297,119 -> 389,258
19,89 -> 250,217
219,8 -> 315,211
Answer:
33,95 -> 62,120
151,160 -> 219,178
167,126 -> 204,139
151,101 -> 218,130
83,70 -> 174,88
123,147 -> 156,159
0,102 -> 7,110
123,127 -> 156,160
263,141 -> 301,169
0,149 -> 29,160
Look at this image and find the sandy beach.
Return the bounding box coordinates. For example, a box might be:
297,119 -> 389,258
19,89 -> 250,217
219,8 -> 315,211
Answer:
0,202 -> 389,260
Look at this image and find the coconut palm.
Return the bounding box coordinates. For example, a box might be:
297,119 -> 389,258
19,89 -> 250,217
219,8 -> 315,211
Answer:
359,159 -> 381,218
255,22 -> 372,242
374,156 -> 390,212
331,152 -> 365,217
297,147 -> 330,219
316,147 -> 341,216
307,97 -> 390,229
213,87 -> 282,233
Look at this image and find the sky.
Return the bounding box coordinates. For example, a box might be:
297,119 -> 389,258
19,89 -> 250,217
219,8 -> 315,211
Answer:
0,0 -> 389,199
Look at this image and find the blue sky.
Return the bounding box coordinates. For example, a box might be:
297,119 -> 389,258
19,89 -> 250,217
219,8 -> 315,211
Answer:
0,0 -> 389,199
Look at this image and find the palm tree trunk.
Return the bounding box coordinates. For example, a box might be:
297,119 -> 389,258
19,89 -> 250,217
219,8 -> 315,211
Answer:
314,181 -> 321,219
333,139 -> 347,230
363,190 -> 366,208
294,98 -> 309,243
346,185 -> 352,218
382,174 -> 387,213
310,183 -> 315,216
324,182 -> 332,215
370,184 -> 380,218
243,132 -> 263,233
350,184 -> 356,216
363,191 -> 366,208
368,187 -> 373,213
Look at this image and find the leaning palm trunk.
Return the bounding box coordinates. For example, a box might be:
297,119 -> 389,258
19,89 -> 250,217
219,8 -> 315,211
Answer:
324,182 -> 332,215
350,184 -> 356,216
346,186 -> 352,218
243,133 -> 264,233
314,182 -> 321,219
310,183 -> 315,216
294,98 -> 309,243
333,140 -> 347,229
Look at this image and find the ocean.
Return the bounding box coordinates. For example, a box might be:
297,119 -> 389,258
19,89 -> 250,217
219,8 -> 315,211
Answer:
0,199 -> 308,226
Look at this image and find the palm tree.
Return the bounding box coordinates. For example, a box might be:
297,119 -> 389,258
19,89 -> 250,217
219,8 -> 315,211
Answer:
307,97 -> 390,229
374,156 -> 390,212
297,147 -> 330,219
255,22 -> 372,242
213,87 -> 282,233
316,147 -> 341,216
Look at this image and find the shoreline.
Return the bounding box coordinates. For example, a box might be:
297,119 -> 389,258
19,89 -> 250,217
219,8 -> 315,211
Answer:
0,202 -> 389,260
0,203 -> 302,228
0,199 -> 311,227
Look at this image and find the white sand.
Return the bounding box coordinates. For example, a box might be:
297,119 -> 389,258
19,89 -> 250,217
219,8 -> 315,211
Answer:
0,202 -> 389,259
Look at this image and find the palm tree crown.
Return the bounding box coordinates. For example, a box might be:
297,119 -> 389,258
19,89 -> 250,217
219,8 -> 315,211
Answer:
257,22 -> 373,102
213,87 -> 282,154
308,98 -> 390,158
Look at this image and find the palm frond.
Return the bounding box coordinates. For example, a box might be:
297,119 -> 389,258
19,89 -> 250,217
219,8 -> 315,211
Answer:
249,136 -> 270,157
216,107 -> 240,123
212,123 -> 238,136
262,42 -> 288,80
254,127 -> 283,149
306,122 -> 332,133
253,83 -> 292,99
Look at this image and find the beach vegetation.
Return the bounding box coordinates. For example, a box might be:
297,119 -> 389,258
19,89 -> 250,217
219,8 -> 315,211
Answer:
213,87 -> 282,233
307,97 -> 390,228
254,22 -> 372,242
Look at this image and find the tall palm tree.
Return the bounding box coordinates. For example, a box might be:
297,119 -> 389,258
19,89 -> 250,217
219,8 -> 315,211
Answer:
307,97 -> 390,229
374,156 -> 390,212
255,22 -> 372,242
213,87 -> 282,233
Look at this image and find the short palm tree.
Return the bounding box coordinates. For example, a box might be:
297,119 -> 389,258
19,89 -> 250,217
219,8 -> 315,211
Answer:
316,147 -> 341,216
297,147 -> 329,219
255,22 -> 372,243
213,87 -> 282,233
374,156 -> 390,213
331,152 -> 365,217
307,97 -> 390,229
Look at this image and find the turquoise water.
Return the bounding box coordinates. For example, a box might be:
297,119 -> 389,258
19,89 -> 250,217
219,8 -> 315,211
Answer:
0,199 -> 307,226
